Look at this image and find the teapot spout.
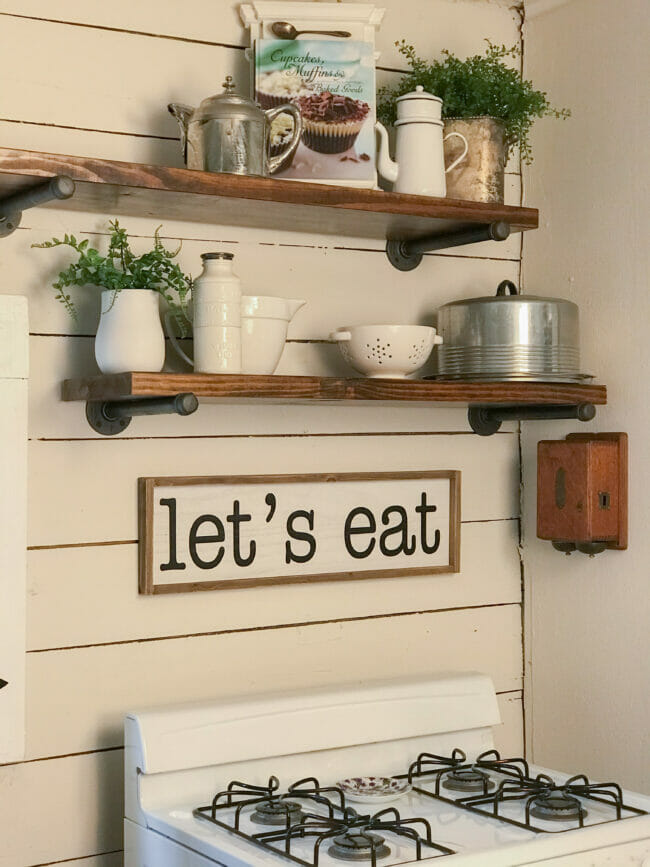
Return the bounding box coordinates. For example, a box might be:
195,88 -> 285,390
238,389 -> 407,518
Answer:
168,103 -> 195,164
286,299 -> 306,321
375,122 -> 399,185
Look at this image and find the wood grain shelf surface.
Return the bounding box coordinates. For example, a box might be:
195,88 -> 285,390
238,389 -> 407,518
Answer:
0,147 -> 538,242
62,372 -> 607,406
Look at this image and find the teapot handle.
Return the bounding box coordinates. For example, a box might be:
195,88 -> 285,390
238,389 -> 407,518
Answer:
163,309 -> 194,368
168,103 -> 194,164
266,104 -> 303,175
443,131 -> 469,174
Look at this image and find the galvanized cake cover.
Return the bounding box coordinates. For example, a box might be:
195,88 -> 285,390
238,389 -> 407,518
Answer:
432,280 -> 588,382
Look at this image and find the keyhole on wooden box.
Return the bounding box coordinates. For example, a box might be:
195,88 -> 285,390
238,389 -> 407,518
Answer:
599,491 -> 611,510
555,467 -> 566,509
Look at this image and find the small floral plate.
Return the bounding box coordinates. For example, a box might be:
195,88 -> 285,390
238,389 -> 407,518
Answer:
337,776 -> 412,804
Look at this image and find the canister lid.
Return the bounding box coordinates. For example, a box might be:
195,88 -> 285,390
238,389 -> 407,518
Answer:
201,252 -> 234,260
194,77 -> 263,123
395,85 -> 443,122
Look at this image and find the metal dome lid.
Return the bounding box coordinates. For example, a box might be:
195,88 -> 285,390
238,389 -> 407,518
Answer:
194,76 -> 265,123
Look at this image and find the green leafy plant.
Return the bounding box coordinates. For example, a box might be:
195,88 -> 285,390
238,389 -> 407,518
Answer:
32,219 -> 192,335
378,41 -> 570,163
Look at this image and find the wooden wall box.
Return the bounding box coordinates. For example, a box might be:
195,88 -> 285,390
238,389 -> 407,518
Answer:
537,433 -> 627,550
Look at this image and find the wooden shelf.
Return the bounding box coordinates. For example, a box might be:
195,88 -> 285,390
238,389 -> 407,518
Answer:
0,147 -> 538,243
62,372 -> 606,406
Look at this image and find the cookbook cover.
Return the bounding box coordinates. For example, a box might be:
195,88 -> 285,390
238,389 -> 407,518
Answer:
255,38 -> 377,184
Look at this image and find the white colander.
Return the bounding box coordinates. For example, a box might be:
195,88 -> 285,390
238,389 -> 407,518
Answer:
330,325 -> 442,378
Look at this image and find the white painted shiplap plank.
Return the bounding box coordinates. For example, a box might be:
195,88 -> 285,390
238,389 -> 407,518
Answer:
0,17 -> 247,138
25,604 -> 522,757
0,0 -> 247,45
0,0 -> 521,76
0,749 -> 123,867
28,432 -> 519,546
14,225 -> 521,337
27,518 -> 520,649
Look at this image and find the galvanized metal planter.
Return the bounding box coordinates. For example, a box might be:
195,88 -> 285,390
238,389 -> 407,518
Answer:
443,116 -> 506,203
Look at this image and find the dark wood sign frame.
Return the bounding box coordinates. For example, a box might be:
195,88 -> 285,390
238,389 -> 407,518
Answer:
138,471 -> 461,594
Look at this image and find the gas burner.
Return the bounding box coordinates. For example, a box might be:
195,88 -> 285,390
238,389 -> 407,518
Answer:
442,765 -> 496,793
328,829 -> 391,862
455,772 -> 608,832
528,789 -> 587,823
409,748 -> 528,798
251,798 -> 304,826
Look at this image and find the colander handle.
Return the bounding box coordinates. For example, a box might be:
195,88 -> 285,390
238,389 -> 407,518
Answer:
433,334 -> 443,345
330,331 -> 351,341
496,280 -> 519,296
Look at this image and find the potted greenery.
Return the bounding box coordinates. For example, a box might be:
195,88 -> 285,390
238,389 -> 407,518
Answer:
378,41 -> 569,202
33,220 -> 192,374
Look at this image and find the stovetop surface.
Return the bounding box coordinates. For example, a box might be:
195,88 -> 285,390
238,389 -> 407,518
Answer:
143,761 -> 650,866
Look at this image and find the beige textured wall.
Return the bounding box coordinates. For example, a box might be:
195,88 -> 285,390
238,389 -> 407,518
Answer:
522,0 -> 650,793
0,1 -> 524,863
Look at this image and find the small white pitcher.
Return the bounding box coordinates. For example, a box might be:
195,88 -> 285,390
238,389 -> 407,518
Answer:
166,295 -> 306,375
95,289 -> 165,374
376,86 -> 469,197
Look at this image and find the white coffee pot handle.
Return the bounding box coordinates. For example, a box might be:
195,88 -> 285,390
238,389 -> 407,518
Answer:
164,309 -> 194,367
443,131 -> 469,173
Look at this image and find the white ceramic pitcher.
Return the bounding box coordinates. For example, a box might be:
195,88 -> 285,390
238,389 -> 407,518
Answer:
95,289 -> 166,374
376,86 -> 468,197
166,294 -> 306,375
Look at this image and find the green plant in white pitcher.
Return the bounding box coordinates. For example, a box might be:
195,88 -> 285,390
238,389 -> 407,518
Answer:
32,219 -> 192,335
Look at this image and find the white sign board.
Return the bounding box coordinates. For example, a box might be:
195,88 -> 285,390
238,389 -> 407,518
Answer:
139,471 -> 460,594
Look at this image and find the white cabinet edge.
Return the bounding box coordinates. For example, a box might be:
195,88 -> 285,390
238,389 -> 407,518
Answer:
0,295 -> 29,379
0,294 -> 28,762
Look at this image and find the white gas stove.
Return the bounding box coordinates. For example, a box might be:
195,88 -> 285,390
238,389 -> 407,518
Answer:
124,674 -> 650,866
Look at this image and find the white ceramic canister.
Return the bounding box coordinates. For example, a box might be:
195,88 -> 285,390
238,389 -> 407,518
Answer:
192,252 -> 241,373
95,288 -> 166,374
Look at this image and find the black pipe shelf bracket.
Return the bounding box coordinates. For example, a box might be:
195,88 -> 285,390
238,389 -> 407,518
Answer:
86,392 -> 199,435
468,402 -> 597,436
386,220 -> 511,271
0,175 -> 76,238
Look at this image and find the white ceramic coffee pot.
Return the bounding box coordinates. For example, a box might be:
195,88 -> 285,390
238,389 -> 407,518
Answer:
375,86 -> 468,197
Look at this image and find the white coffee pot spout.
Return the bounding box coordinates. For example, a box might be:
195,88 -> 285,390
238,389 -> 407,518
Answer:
375,121 -> 399,185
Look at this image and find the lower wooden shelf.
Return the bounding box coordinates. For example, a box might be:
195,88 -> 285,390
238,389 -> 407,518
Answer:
62,372 -> 607,406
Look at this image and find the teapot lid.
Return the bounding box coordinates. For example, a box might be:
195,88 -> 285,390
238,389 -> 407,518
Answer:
195,76 -> 264,123
395,85 -> 443,123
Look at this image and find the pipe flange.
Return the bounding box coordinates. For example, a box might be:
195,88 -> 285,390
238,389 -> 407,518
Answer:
86,401 -> 132,436
0,211 -> 22,238
385,239 -> 423,272
467,406 -> 502,436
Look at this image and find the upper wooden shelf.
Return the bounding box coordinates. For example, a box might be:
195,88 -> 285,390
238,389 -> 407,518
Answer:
0,147 -> 538,242
62,372 -> 606,406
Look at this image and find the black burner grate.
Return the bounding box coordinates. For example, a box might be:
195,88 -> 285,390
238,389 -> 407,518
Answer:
405,750 -> 648,834
194,777 -> 454,865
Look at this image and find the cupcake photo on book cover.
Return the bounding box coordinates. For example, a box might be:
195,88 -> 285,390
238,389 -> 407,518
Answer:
255,39 -> 377,185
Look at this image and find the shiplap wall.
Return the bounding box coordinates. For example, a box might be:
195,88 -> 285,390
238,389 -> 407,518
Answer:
0,1 -> 524,863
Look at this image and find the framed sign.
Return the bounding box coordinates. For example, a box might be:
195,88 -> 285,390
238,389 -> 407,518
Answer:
138,471 -> 460,594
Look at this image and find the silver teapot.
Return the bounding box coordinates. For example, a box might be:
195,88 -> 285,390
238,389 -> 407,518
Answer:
168,76 -> 302,176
